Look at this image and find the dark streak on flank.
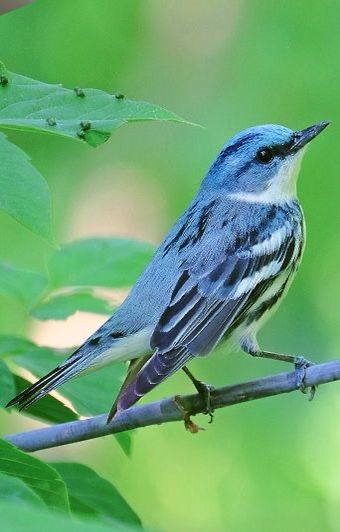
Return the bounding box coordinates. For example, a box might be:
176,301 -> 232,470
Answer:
296,237 -> 304,262
245,277 -> 289,325
288,235 -> 303,275
221,277 -> 275,342
281,238 -> 296,269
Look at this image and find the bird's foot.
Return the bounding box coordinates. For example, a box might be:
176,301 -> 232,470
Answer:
181,366 -> 215,422
172,395 -> 204,433
192,380 -> 215,423
294,356 -> 316,401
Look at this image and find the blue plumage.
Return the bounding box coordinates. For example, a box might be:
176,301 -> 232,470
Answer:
7,121 -> 329,418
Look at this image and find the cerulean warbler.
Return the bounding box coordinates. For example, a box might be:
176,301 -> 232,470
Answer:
8,121 -> 329,420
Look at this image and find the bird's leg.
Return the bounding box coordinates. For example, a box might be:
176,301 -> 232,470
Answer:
244,345 -> 316,400
182,366 -> 215,422
172,395 -> 203,433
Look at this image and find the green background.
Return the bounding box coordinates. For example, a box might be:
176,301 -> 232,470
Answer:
0,1 -> 339,531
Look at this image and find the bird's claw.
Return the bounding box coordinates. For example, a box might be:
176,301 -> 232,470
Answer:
172,395 -> 204,433
294,356 -> 316,400
193,380 -> 215,423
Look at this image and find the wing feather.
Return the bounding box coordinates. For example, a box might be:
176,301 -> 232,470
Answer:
116,226 -> 299,412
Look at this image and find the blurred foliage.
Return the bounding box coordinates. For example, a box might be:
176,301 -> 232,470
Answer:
0,502 -> 138,531
31,290 -> 113,321
0,7 -> 180,526
47,238 -> 154,289
0,131 -> 52,239
0,63 -> 185,241
53,462 -> 141,526
0,439 -> 69,512
0,1 -> 339,531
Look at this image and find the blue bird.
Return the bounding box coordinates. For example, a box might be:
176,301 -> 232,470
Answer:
7,121 -> 329,421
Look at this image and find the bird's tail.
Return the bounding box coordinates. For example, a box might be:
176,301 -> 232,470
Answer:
112,347 -> 193,417
6,353 -> 84,410
107,355 -> 151,423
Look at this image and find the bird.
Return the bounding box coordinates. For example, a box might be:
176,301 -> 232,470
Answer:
7,121 -> 329,422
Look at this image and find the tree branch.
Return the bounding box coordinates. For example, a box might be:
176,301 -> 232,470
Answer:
4,360 -> 340,453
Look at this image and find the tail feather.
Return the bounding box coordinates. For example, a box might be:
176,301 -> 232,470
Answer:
115,347 -> 192,413
107,355 -> 151,423
6,355 -> 82,410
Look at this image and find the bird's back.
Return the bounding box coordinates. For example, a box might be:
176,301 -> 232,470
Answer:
118,193 -> 304,340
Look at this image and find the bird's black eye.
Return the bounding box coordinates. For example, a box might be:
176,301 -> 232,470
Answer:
256,147 -> 274,164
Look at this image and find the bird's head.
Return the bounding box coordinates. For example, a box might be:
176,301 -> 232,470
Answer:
204,121 -> 329,201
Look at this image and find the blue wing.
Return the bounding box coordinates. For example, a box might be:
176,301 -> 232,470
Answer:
116,228 -> 299,411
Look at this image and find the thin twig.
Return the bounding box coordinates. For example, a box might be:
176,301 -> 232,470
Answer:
4,360 -> 340,452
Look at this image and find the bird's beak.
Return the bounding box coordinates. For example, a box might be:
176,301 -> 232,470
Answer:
291,121 -> 330,152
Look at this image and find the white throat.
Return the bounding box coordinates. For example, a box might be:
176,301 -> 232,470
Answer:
228,149 -> 305,204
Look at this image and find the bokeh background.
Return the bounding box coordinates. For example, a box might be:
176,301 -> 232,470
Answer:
0,1 -> 340,531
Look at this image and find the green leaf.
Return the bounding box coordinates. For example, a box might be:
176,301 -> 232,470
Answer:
0,335 -> 35,357
53,462 -> 141,527
13,375 -> 78,424
48,238 -> 154,289
0,439 -> 69,512
31,290 -> 113,320
0,132 -> 52,240
7,340 -> 133,451
0,63 -> 191,148
0,360 -> 15,407
114,431 -> 134,457
0,262 -> 47,306
0,472 -> 44,508
0,335 -> 64,363
0,502 -> 137,531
